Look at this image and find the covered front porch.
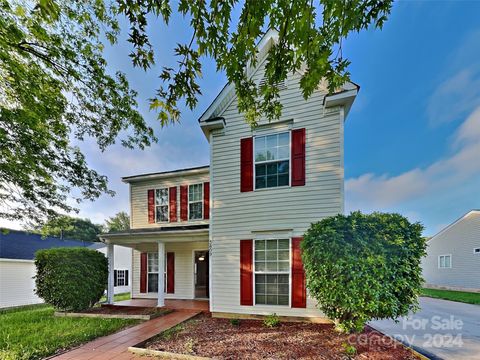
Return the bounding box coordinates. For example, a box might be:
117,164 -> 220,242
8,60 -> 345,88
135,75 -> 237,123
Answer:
99,225 -> 209,309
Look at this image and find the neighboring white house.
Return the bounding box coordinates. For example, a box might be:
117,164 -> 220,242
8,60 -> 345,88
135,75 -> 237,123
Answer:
422,210 -> 480,292
100,29 -> 359,321
90,243 -> 132,294
0,230 -> 94,308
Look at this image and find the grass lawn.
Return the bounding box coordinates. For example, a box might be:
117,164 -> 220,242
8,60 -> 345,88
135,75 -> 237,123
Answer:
421,288 -> 480,305
0,293 -> 138,360
99,291 -> 131,303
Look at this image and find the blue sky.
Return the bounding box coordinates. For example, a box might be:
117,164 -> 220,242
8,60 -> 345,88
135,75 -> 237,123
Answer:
3,1 -> 480,236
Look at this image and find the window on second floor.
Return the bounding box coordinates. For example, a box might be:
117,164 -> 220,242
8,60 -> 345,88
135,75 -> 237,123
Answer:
155,188 -> 169,222
189,184 -> 203,220
254,132 -> 290,189
438,254 -> 452,269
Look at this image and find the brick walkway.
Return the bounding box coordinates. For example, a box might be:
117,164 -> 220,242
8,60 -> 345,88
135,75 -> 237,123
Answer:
51,310 -> 200,360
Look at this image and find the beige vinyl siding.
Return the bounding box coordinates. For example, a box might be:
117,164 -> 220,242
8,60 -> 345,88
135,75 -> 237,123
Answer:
129,172 -> 209,229
422,211 -> 480,291
209,62 -> 343,318
131,241 -> 209,299
0,259 -> 43,308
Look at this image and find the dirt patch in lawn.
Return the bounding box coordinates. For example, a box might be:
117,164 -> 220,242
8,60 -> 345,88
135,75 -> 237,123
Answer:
143,314 -> 419,359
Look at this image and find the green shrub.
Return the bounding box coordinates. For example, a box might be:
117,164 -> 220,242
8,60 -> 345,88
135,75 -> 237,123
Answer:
263,313 -> 280,328
230,318 -> 240,326
35,247 -> 108,311
342,343 -> 357,358
302,211 -> 426,333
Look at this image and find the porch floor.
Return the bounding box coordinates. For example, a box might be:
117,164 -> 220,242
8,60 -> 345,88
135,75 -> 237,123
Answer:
111,298 -> 209,312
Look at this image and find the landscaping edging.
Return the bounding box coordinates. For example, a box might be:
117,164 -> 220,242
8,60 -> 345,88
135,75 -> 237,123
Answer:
54,308 -> 172,320
368,325 -> 431,360
128,346 -> 210,360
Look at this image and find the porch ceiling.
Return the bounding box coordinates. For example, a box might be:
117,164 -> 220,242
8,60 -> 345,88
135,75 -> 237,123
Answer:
99,225 -> 208,247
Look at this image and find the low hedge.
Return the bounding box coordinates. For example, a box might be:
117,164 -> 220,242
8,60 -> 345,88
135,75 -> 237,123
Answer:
35,247 -> 108,311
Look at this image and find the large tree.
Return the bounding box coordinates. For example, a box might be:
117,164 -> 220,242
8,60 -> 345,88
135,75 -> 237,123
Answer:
0,0 -> 393,225
35,215 -> 103,242
0,0 -> 155,225
104,211 -> 130,233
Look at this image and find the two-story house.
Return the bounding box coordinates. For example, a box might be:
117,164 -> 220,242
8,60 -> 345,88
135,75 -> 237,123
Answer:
100,29 -> 358,320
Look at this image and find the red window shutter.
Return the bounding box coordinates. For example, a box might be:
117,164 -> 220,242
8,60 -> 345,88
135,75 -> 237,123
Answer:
240,137 -> 253,192
291,128 -> 306,186
240,239 -> 253,305
169,187 -> 177,222
180,185 -> 188,221
203,182 -> 210,220
166,252 -> 175,294
291,237 -> 307,308
147,189 -> 155,223
140,253 -> 147,293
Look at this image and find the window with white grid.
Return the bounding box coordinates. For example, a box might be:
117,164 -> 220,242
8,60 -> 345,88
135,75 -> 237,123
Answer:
254,239 -> 290,306
188,184 -> 203,220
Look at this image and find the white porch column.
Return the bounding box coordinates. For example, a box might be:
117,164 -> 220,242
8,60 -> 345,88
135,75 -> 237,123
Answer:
107,243 -> 114,304
157,241 -> 165,307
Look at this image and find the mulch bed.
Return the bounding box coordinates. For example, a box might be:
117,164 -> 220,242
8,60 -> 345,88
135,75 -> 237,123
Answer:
144,314 -> 419,359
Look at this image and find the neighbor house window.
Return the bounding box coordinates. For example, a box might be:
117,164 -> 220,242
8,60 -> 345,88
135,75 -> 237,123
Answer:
155,188 -> 169,222
438,255 -> 452,269
114,269 -> 128,287
254,239 -> 290,306
474,247 -> 480,254
254,132 -> 290,189
188,184 -> 203,220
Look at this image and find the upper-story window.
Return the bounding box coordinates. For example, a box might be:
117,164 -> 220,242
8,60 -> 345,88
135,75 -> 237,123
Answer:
254,132 -> 290,189
189,184 -> 203,220
155,188 -> 169,222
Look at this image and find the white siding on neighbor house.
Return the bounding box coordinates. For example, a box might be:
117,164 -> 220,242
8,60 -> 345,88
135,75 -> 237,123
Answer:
131,241 -> 209,299
129,172 -> 210,229
422,211 -> 480,291
97,245 -> 133,294
209,61 -> 344,318
0,259 -> 43,308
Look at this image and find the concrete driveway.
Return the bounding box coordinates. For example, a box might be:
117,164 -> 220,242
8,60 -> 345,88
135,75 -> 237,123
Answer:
370,297 -> 480,360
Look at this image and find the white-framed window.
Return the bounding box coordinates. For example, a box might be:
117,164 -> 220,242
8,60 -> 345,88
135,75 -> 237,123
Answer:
188,184 -> 203,220
147,252 -> 168,292
155,188 -> 169,222
114,269 -> 129,287
438,254 -> 452,269
474,247 -> 480,254
254,132 -> 290,189
254,239 -> 290,306
147,253 -> 159,292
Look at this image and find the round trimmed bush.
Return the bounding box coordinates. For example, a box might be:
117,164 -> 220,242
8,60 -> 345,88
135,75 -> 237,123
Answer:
302,211 -> 426,333
35,247 -> 108,311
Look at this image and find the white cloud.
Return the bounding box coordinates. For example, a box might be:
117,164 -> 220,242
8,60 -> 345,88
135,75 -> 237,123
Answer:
346,106 -> 480,212
427,67 -> 480,125
427,29 -> 480,126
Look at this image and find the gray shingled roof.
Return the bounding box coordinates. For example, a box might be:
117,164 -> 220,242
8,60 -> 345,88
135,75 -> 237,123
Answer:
0,229 -> 95,260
